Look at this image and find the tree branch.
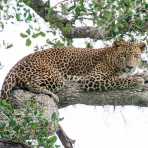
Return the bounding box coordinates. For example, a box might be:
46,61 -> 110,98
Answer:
63,26 -> 106,39
10,82 -> 148,110
57,81 -> 148,108
0,139 -> 30,148
24,0 -> 108,39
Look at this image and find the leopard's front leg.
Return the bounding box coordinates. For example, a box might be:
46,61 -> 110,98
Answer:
79,75 -> 144,91
104,76 -> 144,90
78,62 -> 145,91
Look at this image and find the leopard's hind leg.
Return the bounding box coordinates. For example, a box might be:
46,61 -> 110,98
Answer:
24,67 -> 64,103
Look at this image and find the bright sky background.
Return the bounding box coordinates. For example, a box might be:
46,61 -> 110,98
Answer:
0,0 -> 148,148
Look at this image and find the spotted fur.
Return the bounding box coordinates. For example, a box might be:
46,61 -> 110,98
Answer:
0,41 -> 145,101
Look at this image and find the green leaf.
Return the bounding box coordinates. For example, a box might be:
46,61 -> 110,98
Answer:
0,21 -> 4,31
20,33 -> 28,38
0,100 -> 13,110
0,122 -> 6,129
32,33 -> 39,38
6,44 -> 13,49
80,0 -> 85,11
26,29 -> 31,35
39,31 -> 46,37
104,11 -> 112,20
55,145 -> 61,148
32,32 -> 46,38
145,4 -> 148,9
48,135 -> 57,144
16,13 -> 21,21
26,38 -> 32,46
75,6 -> 81,16
51,112 -> 59,122
68,5 -> 75,11
31,122 -> 38,129
26,13 -> 32,21
9,118 -> 16,127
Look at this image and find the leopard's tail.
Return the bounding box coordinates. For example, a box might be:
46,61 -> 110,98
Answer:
0,70 -> 17,100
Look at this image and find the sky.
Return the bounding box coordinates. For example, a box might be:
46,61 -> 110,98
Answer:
0,0 -> 148,148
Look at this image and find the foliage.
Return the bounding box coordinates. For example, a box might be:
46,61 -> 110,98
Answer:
0,0 -> 48,47
0,0 -> 147,48
0,100 -> 60,148
19,0 -> 148,46
48,0 -> 148,40
20,27 -> 46,46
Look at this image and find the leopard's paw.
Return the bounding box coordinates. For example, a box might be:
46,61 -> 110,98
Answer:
134,77 -> 145,89
132,70 -> 148,84
143,75 -> 148,83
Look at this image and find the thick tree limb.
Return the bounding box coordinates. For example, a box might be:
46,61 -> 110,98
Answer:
25,0 -> 108,39
9,82 -> 148,109
57,81 -> 148,108
62,26 -> 106,39
0,139 -> 30,148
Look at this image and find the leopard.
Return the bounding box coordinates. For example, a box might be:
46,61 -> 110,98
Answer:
0,40 -> 146,103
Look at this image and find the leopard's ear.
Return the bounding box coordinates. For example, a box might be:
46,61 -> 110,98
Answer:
138,42 -> 146,52
113,40 -> 127,47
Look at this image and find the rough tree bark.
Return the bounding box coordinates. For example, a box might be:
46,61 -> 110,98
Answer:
57,82 -> 148,108
10,81 -> 148,109
0,139 -> 30,148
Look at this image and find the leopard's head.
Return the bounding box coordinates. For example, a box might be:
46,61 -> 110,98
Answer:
113,40 -> 145,72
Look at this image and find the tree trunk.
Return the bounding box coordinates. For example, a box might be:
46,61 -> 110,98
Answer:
0,139 -> 30,148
